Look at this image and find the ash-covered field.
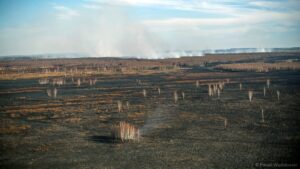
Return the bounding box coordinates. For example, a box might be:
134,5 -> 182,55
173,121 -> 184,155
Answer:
1,54 -> 300,169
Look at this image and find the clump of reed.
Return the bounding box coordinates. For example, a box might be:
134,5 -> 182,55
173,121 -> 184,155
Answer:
248,90 -> 253,102
89,78 -> 97,86
117,101 -> 122,113
181,91 -> 185,100
196,80 -> 199,88
174,90 -> 178,103
142,89 -> 147,97
46,88 -> 57,98
111,121 -> 140,142
277,90 -> 280,101
263,87 -> 266,97
224,118 -> 228,129
267,79 -> 270,88
208,82 -> 225,97
261,108 -> 265,123
239,83 -> 242,90
126,101 -> 130,110
76,78 -> 81,87
157,87 -> 161,95
38,78 -> 49,85
51,78 -> 65,86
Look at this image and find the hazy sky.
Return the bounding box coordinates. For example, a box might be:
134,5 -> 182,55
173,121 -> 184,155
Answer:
0,0 -> 299,57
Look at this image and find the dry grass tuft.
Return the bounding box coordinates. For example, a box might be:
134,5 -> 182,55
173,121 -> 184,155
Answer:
111,121 -> 140,142
261,109 -> 265,123
277,90 -> 280,101
174,90 -> 178,103
181,91 -> 185,100
47,88 -> 57,98
248,90 -> 253,102
267,79 -> 270,88
117,101 -> 122,113
224,118 -> 228,129
196,80 -> 199,88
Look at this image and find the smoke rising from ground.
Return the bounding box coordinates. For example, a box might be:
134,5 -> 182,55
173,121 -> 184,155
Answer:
0,6 -> 162,58
77,6 -> 162,58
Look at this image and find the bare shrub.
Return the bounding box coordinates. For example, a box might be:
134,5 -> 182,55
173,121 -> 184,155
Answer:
111,121 -> 140,142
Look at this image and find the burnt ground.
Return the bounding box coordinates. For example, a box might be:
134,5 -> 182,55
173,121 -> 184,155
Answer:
1,68 -> 300,169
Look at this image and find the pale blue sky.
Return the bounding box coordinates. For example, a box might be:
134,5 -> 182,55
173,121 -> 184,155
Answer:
0,0 -> 299,57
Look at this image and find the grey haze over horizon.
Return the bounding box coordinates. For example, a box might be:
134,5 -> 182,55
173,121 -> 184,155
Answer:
0,0 -> 300,58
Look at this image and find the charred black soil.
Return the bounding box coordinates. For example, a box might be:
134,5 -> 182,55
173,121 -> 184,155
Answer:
1,56 -> 300,169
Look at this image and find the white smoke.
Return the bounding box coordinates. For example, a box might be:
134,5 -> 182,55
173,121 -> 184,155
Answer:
0,5 -> 162,58
76,6 -> 162,58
